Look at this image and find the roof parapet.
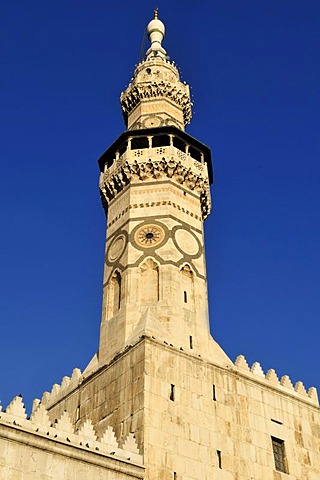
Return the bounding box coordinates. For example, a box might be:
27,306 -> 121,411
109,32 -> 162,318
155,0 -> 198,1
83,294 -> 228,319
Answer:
235,354 -> 319,406
0,395 -> 142,465
40,367 -> 82,408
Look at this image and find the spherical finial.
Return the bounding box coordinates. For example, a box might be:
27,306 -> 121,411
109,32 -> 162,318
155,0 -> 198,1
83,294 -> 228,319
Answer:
154,7 -> 158,19
146,9 -> 166,59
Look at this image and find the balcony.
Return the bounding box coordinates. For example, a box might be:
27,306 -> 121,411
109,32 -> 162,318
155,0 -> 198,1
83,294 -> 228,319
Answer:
98,125 -> 213,185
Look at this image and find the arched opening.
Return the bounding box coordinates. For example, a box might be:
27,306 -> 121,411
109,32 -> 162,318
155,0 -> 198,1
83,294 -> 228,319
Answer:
107,270 -> 121,317
140,258 -> 159,304
180,264 -> 194,311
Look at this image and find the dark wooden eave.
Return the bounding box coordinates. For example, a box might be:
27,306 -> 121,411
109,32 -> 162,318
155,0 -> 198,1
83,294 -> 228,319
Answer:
98,126 -> 213,184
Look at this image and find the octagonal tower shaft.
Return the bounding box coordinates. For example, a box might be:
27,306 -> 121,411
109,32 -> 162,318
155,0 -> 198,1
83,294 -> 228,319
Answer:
97,13 -> 228,367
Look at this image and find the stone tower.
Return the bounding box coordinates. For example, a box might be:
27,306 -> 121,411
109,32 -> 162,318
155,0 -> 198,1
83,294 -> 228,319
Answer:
42,11 -> 319,480
1,11 -> 319,480
97,9 -> 230,368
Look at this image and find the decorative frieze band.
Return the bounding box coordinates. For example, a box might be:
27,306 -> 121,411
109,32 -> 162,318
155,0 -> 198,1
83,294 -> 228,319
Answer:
107,201 -> 202,229
120,81 -> 192,126
99,157 -> 211,220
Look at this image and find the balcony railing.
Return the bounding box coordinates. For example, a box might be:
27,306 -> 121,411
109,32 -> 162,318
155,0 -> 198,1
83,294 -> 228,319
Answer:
104,144 -> 205,177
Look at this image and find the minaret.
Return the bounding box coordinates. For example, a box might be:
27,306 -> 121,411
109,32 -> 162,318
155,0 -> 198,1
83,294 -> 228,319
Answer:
14,13 -> 319,480
98,10 -> 230,367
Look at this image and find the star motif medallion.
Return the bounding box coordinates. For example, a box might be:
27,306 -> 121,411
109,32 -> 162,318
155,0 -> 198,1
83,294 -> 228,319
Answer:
134,224 -> 165,248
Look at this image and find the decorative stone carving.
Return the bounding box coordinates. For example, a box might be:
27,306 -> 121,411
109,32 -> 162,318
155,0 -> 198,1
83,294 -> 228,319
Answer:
120,80 -> 192,127
100,156 -> 211,220
134,224 -> 165,248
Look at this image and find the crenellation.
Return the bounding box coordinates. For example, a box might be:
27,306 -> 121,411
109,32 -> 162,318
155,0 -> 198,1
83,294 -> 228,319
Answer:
100,425 -> 119,451
51,383 -> 61,396
41,367 -> 83,410
265,368 -> 280,385
251,361 -> 265,377
120,433 -> 142,464
0,395 -> 143,465
55,410 -> 74,435
294,380 -> 308,396
30,402 -> 51,432
233,355 -> 318,406
41,390 -> 51,404
61,375 -> 71,389
5,395 -> 27,421
76,418 -> 97,444
31,398 -> 41,414
71,367 -> 82,383
308,386 -> 318,403
280,374 -> 294,390
234,354 -> 250,371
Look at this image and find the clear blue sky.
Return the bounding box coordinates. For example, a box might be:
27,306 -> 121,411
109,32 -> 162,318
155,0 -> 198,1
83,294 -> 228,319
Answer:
1,1 -> 319,412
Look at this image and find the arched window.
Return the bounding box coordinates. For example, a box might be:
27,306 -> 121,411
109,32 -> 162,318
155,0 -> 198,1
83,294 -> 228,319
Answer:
180,264 -> 194,310
140,258 -> 159,304
108,270 -> 121,317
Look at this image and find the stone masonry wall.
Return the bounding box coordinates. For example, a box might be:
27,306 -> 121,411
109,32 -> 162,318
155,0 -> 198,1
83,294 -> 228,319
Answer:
44,341 -> 146,451
143,339 -> 320,480
0,395 -> 143,480
38,336 -> 319,480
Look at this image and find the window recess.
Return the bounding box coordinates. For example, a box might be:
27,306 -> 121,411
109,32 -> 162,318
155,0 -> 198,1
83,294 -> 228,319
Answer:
216,450 -> 222,469
271,437 -> 287,473
212,384 -> 216,401
170,384 -> 175,401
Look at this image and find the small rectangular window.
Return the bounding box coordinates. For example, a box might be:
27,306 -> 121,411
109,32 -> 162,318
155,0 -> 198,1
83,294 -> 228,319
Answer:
173,472 -> 177,480
217,450 -> 222,469
272,437 -> 287,473
212,384 -> 216,401
170,384 -> 175,401
189,335 -> 193,349
184,291 -> 187,303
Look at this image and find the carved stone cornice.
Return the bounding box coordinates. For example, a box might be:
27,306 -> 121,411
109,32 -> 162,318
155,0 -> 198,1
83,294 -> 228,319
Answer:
99,156 -> 211,220
120,81 -> 192,127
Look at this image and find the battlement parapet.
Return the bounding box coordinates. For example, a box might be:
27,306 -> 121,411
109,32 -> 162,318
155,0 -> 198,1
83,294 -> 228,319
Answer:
0,395 -> 142,465
40,367 -> 82,409
234,355 -> 319,406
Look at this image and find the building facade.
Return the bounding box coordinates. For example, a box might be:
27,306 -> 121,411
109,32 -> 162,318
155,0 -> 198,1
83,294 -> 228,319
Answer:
0,11 -> 319,480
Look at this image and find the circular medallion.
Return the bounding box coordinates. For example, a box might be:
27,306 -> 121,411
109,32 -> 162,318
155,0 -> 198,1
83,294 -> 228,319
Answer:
143,116 -> 162,128
174,229 -> 199,256
134,224 -> 165,248
108,234 -> 126,262
171,227 -> 202,258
